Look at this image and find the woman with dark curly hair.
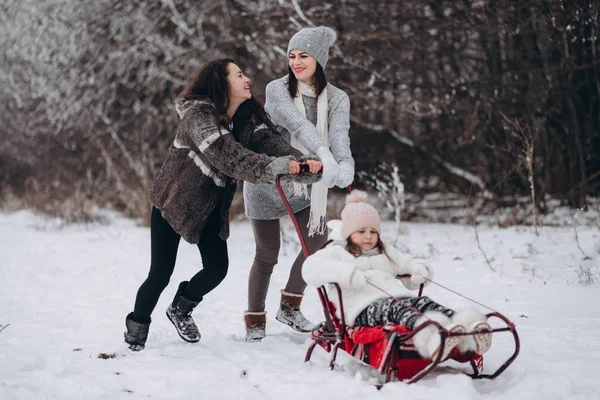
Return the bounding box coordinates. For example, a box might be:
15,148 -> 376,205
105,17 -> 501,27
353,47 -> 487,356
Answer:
124,58 -> 321,351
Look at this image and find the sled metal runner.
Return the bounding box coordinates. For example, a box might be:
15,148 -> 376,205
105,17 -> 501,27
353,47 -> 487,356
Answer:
275,173 -> 520,384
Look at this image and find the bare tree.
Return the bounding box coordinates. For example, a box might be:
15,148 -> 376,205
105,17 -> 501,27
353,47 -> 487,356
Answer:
502,115 -> 540,235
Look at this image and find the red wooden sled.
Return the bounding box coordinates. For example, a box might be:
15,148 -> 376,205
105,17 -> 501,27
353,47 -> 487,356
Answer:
275,173 -> 520,384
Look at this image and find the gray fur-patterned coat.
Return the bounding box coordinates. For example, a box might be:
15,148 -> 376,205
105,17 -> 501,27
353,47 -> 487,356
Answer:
148,99 -> 319,244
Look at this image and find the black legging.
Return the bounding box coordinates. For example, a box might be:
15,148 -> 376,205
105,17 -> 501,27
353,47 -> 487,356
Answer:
132,206 -> 228,322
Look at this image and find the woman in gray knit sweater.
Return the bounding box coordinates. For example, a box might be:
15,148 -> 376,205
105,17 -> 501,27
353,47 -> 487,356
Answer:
243,27 -> 355,341
124,59 -> 321,351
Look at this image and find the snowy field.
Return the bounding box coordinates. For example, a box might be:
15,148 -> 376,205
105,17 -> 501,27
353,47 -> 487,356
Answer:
1,209 -> 599,400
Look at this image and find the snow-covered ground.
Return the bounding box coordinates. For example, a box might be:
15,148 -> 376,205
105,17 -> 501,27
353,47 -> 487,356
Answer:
1,209 -> 599,400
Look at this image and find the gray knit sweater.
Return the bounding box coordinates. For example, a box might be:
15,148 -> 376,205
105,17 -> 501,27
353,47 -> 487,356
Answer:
244,76 -> 354,220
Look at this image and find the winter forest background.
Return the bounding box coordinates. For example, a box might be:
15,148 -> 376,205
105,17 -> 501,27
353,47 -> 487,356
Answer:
1,0 -> 599,226
2,2 -> 600,398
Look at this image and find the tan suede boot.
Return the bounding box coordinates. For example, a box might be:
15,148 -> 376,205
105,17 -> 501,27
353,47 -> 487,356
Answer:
244,311 -> 266,342
275,290 -> 314,333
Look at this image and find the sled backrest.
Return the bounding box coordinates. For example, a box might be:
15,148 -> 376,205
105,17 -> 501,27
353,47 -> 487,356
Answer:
316,283 -> 345,332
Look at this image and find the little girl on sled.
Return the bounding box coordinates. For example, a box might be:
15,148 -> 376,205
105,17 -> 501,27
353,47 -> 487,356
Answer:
302,191 -> 493,361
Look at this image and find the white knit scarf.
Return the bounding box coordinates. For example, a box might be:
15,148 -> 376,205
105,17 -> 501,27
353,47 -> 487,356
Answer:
290,81 -> 329,237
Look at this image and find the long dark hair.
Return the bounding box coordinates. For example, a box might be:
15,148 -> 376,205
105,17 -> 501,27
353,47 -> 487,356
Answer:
179,58 -> 277,134
179,58 -> 233,118
287,62 -> 327,99
345,237 -> 391,261
231,97 -> 278,137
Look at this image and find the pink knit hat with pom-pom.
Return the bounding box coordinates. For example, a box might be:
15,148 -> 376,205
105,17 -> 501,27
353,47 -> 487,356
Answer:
340,190 -> 381,240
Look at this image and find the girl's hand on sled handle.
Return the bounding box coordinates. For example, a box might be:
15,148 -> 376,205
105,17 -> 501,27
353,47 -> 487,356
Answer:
349,269 -> 367,288
410,262 -> 432,285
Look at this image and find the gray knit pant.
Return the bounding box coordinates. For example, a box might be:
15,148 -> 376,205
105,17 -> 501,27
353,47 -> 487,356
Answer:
247,207 -> 328,312
354,296 -> 455,330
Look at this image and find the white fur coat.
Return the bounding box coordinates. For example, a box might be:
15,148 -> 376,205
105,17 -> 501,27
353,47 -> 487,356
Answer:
302,244 -> 433,325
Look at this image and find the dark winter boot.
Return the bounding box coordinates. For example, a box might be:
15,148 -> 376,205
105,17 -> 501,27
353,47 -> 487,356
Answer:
124,312 -> 151,351
244,311 -> 266,342
275,290 -> 314,333
165,281 -> 201,343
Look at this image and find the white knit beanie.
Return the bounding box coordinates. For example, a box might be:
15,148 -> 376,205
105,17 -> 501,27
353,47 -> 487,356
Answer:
340,190 -> 381,240
287,26 -> 337,69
